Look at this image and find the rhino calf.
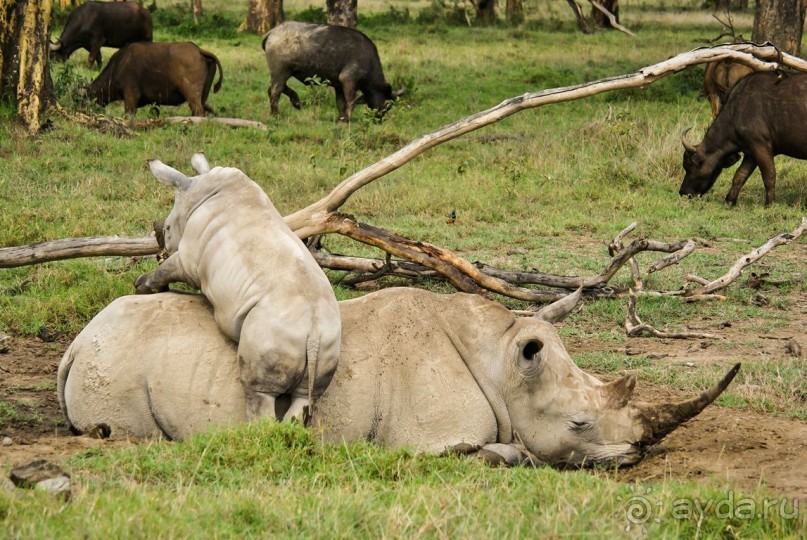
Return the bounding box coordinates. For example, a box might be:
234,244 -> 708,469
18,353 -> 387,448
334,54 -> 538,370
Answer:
134,154 -> 341,422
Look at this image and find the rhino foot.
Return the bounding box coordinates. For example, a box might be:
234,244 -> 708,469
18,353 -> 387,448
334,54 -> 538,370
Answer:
134,274 -> 168,294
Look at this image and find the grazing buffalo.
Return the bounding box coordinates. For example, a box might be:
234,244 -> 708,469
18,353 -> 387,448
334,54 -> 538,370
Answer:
262,21 -> 402,122
134,154 -> 341,422
701,60 -> 754,118
50,1 -> 153,69
81,42 -> 223,117
58,288 -> 740,468
680,71 -> 807,206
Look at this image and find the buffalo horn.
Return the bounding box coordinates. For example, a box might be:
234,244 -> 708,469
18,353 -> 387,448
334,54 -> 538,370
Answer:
535,287 -> 582,324
636,363 -> 740,447
393,85 -> 407,98
49,40 -> 62,51
681,128 -> 697,153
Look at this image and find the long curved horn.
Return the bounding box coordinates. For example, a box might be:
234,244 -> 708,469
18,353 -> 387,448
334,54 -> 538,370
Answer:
393,85 -> 406,98
635,363 -> 740,447
49,40 -> 62,51
681,128 -> 697,153
535,287 -> 582,323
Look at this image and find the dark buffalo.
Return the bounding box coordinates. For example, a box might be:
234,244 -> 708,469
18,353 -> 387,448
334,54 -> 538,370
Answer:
680,71 -> 807,206
82,42 -> 223,117
701,60 -> 754,118
50,1 -> 153,69
261,21 -> 403,122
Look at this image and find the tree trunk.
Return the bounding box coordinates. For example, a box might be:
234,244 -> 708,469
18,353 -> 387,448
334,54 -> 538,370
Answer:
505,0 -> 523,24
244,0 -> 283,34
592,0 -> 619,28
714,0 -> 748,10
326,0 -> 357,28
752,0 -> 806,56
192,0 -> 203,24
0,0 -> 56,134
473,0 -> 497,25
58,0 -> 81,7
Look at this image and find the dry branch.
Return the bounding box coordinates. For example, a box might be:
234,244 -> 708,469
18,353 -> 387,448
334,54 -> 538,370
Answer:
0,236 -> 159,268
684,217 -> 807,297
587,0 -> 635,37
625,292 -> 721,339
128,116 -> 268,130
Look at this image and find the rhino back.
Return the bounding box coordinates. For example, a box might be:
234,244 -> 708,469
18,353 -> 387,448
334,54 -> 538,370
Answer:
316,288 -> 497,452
179,168 -> 337,339
59,294 -> 246,440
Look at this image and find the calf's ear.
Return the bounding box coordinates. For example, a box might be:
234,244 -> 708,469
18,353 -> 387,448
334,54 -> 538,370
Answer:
147,159 -> 192,190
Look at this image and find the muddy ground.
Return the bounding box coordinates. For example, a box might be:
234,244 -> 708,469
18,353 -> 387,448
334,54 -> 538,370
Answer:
1,296 -> 806,502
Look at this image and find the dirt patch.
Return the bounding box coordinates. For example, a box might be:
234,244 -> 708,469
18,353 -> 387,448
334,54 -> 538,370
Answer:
1,330 -> 805,501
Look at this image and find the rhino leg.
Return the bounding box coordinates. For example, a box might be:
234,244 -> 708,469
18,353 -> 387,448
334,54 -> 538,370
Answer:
477,443 -> 541,467
134,255 -> 188,294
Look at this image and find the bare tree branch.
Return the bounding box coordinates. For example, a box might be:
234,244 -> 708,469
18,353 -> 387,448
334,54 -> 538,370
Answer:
587,0 -> 635,37
0,237 -> 159,268
625,291 -> 721,339
684,217 -> 807,297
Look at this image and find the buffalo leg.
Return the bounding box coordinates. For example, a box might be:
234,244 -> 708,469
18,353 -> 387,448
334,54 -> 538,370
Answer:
754,152 -> 777,206
134,255 -> 187,294
88,39 -> 104,69
188,97 -> 206,117
284,87 -> 301,109
724,155 -> 758,207
339,78 -> 358,122
334,87 -> 348,121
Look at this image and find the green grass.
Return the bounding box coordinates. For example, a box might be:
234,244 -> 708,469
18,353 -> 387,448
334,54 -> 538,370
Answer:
2,0 -> 806,536
2,421 -> 804,537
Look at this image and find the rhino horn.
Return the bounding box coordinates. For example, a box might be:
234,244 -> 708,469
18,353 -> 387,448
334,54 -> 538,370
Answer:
681,128 -> 698,153
190,152 -> 211,175
535,287 -> 582,324
49,40 -> 62,51
635,363 -> 740,447
148,159 -> 192,190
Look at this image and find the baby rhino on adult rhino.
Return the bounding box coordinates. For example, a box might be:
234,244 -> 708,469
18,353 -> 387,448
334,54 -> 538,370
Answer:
135,153 -> 341,422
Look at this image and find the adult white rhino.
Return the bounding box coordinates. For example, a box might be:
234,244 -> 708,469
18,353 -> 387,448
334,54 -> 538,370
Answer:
58,288 -> 739,468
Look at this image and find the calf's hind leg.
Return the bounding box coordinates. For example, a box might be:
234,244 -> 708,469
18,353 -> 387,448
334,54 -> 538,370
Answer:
237,312 -> 307,421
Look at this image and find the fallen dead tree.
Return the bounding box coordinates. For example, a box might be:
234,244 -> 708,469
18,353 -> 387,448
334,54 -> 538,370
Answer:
3,44 -> 807,317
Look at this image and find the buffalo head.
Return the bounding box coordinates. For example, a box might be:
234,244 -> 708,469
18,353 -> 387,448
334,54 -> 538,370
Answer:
679,128 -> 740,200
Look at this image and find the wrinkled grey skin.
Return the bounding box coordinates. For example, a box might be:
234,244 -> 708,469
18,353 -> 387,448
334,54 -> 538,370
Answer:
134,154 -> 341,422
681,71 -> 807,206
58,288 -> 739,468
50,1 -> 153,69
261,21 -> 399,122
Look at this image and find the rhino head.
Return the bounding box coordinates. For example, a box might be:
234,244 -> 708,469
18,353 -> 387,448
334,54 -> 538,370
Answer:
146,153 -> 213,255
440,289 -> 739,468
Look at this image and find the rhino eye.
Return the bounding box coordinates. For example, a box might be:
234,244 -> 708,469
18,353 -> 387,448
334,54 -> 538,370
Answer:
522,340 -> 543,361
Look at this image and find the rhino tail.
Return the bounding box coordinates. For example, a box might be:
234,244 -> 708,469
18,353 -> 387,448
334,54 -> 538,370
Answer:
201,49 -> 224,93
56,344 -> 78,433
304,333 -> 322,425
56,345 -> 112,438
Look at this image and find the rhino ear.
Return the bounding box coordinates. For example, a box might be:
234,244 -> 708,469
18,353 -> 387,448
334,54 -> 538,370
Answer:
148,159 -> 192,190
190,152 -> 211,175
